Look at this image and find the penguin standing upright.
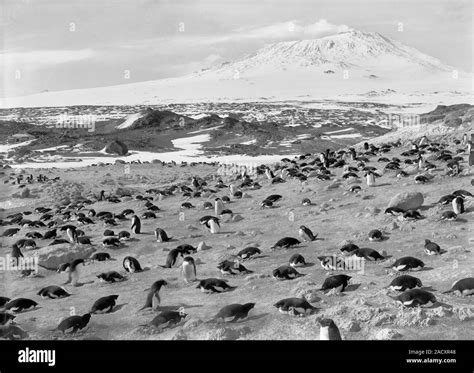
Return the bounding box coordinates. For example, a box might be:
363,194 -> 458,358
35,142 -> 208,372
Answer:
140,280 -> 167,311
98,190 -> 105,201
64,259 -> 85,286
130,215 -> 141,234
66,227 -> 77,244
366,171 -> 375,187
462,133 -> 468,145
209,219 -> 220,234
452,196 -> 465,214
319,319 -> 342,340
298,225 -> 317,242
229,184 -> 236,197
11,244 -> 24,262
214,198 -> 224,216
418,154 -> 425,170
182,256 -> 197,283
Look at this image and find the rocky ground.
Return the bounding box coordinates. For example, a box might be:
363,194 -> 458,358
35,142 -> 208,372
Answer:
0,128 -> 473,340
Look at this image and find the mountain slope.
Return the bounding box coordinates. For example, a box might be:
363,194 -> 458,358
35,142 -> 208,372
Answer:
1,29 -> 471,108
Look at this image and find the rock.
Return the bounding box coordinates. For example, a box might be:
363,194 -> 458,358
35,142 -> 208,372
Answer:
234,231 -> 245,236
186,225 -> 198,231
373,328 -> 401,340
197,242 -> 211,251
172,329 -> 188,340
20,188 -> 30,198
36,244 -> 96,270
232,214 -> 244,222
294,288 -> 321,303
0,324 -> 29,339
345,321 -> 361,332
183,318 -> 203,330
387,191 -> 424,210
225,245 -> 236,250
104,140 -> 128,156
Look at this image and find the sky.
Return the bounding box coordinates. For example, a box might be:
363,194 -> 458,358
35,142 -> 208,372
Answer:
1,0 -> 472,97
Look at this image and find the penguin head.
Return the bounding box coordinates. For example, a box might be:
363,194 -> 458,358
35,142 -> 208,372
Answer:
244,303 -> 256,311
110,295 -> 119,301
319,318 -> 335,327
82,313 -> 92,322
178,307 -> 187,318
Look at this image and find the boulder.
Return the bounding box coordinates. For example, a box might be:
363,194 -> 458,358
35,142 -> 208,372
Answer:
36,244 -> 96,270
387,191 -> 423,210
104,140 -> 128,156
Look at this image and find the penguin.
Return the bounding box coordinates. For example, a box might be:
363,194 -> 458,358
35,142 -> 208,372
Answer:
289,253 -> 306,267
42,229 -> 57,240
181,257 -> 197,283
0,297 -> 11,307
11,244 -> 24,262
130,215 -> 141,234
391,257 -> 424,272
97,271 -> 125,283
147,308 -> 187,329
452,196 -> 465,214
197,278 -> 235,293
4,298 -> 38,313
390,289 -> 437,308
388,275 -> 423,291
90,295 -> 119,314
55,313 -> 91,334
340,243 -> 360,256
261,200 -> 273,208
64,259 -> 85,286
162,249 -> 183,268
118,231 -> 130,241
440,211 -> 457,221
384,207 -> 405,216
368,229 -> 383,241
320,274 -> 351,293
264,194 -> 283,203
102,237 -> 121,247
0,312 -> 16,326
273,298 -> 316,316
142,211 -> 156,219
237,247 -> 261,260
66,227 -> 77,244
1,228 -> 20,237
26,231 -> 43,239
203,201 -> 213,210
271,237 -> 301,250
319,319 -> 342,340
155,228 -> 171,242
351,248 -> 385,261
209,219 -> 220,234
211,303 -> 255,323
442,278 -> 474,296
272,265 -> 304,280
57,262 -> 71,273
90,252 -> 111,262
217,260 -> 251,275
176,244 -> 197,255
214,198 -> 224,216
403,210 -> 423,220
37,286 -> 70,299
123,256 -> 143,273
301,198 -> 312,206
298,225 -> 317,242
140,280 -> 168,311
98,190 -> 106,201
365,171 -> 376,187
424,239 -> 441,255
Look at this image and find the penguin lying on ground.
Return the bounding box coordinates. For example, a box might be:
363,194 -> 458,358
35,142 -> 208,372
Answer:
210,303 -> 255,323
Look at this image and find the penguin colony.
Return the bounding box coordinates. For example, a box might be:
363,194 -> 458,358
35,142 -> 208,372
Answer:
1,133 -> 473,340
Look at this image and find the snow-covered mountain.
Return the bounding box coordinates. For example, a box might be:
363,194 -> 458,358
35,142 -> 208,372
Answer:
1,29 -> 471,108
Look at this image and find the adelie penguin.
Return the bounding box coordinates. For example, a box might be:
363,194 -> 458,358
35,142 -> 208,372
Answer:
147,308 -> 187,330
319,319 -> 342,340
388,275 -> 423,292
3,298 -> 38,313
273,298 -> 317,316
351,248 -> 385,261
442,278 -> 474,296
391,257 -> 424,272
319,274 -> 351,294
123,256 -> 143,273
155,228 -> 171,242
237,247 -> 261,260
97,271 -> 125,283
0,312 -> 16,326
130,215 -> 141,234
90,295 -> 119,314
0,297 -> 10,308
452,196 -> 465,214
368,229 -> 383,241
271,237 -> 301,250
298,226 -> 317,242
140,280 -> 168,311
289,253 -> 306,267
210,303 -> 255,323
55,313 -> 91,334
161,248 -> 183,268
90,252 -> 112,262
38,286 -> 70,299
390,289 -> 437,308
64,259 -> 85,286
340,243 -> 360,256
181,257 -> 197,283
424,239 -> 441,255
217,260 -> 252,275
272,265 -> 304,280
197,278 -> 235,293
